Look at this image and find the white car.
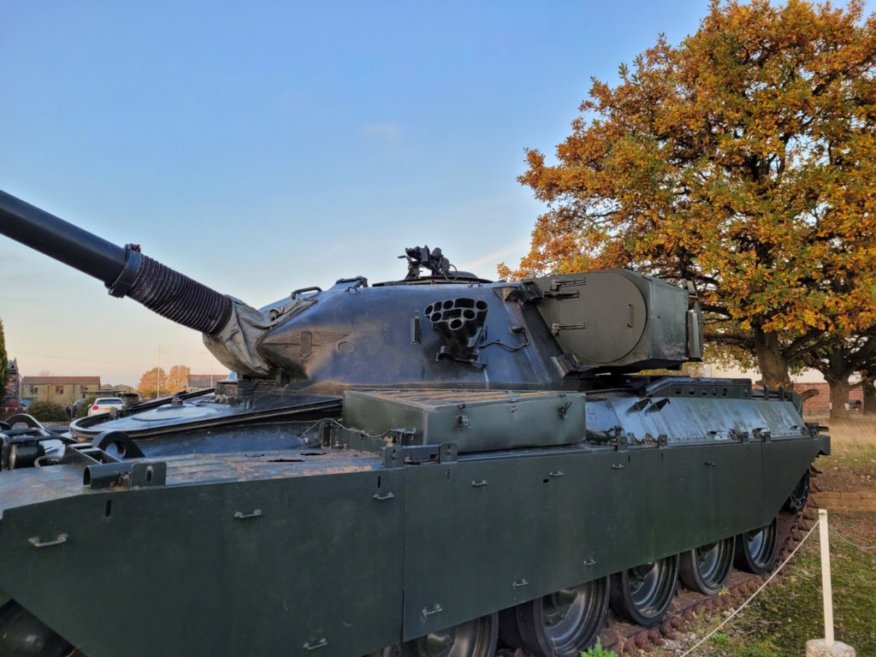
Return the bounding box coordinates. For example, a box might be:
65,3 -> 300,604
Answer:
88,397 -> 126,417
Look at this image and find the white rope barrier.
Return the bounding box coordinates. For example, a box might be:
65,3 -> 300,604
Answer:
830,527 -> 876,552
677,519 -> 820,657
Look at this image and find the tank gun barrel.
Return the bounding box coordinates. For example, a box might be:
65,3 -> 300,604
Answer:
0,189 -> 127,283
0,189 -> 232,336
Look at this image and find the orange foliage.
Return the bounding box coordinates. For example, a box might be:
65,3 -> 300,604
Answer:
513,0 -> 876,384
137,367 -> 167,400
166,365 -> 190,394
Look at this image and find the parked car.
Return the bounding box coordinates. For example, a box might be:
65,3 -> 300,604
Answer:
88,397 -> 126,417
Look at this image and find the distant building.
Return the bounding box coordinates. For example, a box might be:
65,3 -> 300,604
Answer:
21,376 -> 101,406
797,382 -> 864,416
187,374 -> 228,392
708,364 -> 868,416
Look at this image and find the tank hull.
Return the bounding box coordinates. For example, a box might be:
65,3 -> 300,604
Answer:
0,389 -> 827,657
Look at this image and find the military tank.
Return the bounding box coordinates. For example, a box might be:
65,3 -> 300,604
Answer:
0,189 -> 827,657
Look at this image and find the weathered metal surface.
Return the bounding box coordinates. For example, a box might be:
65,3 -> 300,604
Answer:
0,469 -> 405,657
532,271 -> 699,368
342,389 -> 586,452
0,449 -> 383,518
0,424 -> 825,657
585,384 -> 810,445
69,393 -> 341,441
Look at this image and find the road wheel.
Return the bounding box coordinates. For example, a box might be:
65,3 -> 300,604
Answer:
0,602 -> 74,657
679,538 -> 735,595
500,576 -> 609,656
785,471 -> 811,513
399,613 -> 498,657
610,555 -> 679,627
735,517 -> 778,574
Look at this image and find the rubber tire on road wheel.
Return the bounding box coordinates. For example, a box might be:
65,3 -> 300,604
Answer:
785,471 -> 811,513
0,602 -> 74,657
735,517 -> 778,575
610,555 -> 679,627
679,538 -> 735,595
397,613 -> 498,657
500,576 -> 610,657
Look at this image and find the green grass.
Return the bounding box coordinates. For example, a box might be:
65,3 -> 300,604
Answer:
581,640 -> 618,657
818,417 -> 876,492
734,519 -> 874,653
654,518 -> 875,656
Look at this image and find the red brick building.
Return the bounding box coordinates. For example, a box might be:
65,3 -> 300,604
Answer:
797,382 -> 864,417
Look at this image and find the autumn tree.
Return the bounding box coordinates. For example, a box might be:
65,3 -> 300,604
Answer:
852,352 -> 876,415
800,331 -> 876,420
137,367 -> 167,400
510,0 -> 876,388
166,365 -> 191,394
862,373 -> 876,416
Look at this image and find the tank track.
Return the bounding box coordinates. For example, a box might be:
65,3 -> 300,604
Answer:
496,501 -> 816,657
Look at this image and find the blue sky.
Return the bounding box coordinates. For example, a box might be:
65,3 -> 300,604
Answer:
1,1 -> 863,385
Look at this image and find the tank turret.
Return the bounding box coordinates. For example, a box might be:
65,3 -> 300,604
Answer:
0,189 -> 703,394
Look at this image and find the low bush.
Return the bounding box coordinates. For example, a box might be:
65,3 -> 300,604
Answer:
75,396 -> 97,418
27,401 -> 69,422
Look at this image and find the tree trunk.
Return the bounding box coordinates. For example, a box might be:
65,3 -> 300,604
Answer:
828,378 -> 851,423
862,377 -> 876,416
753,329 -> 791,388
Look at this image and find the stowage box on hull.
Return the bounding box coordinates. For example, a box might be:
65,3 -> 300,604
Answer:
342,389 -> 586,452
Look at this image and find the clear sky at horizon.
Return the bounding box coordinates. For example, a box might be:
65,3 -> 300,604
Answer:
1,1 -> 868,386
